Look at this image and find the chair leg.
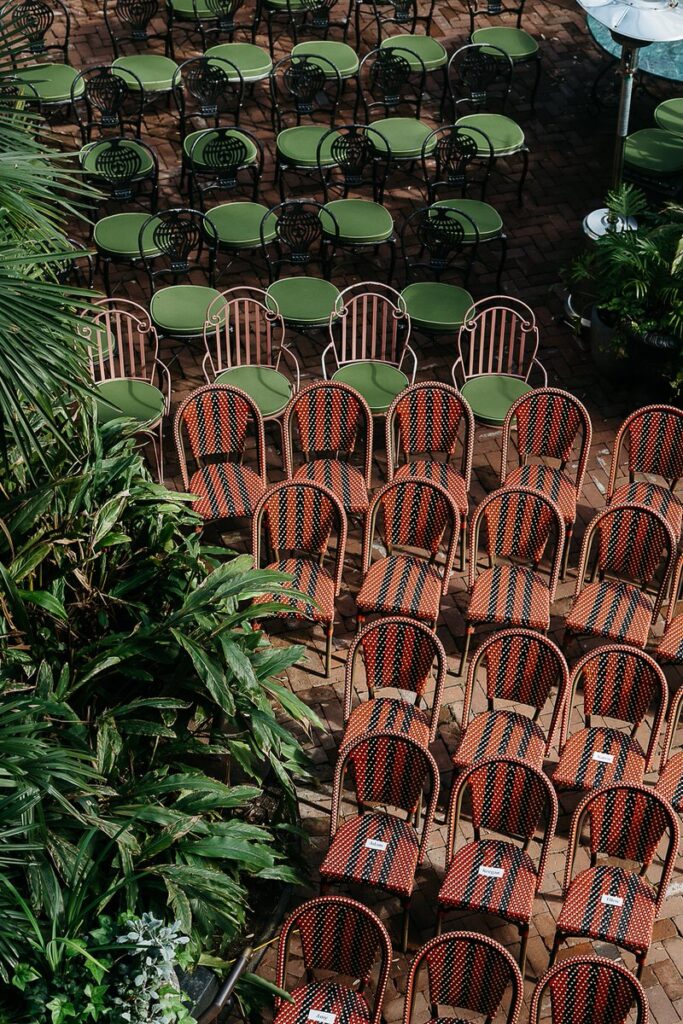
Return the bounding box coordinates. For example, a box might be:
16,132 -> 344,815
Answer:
560,627 -> 572,653
325,621 -> 333,677
636,951 -> 647,979
518,923 -> 529,980
517,148 -> 530,206
530,55 -> 542,112
548,930 -> 562,969
458,622 -> 474,676
435,907 -> 444,937
401,898 -> 411,953
356,612 -> 365,632
561,525 -> 573,580
459,521 -> 467,572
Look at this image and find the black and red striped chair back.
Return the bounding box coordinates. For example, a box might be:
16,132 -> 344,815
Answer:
465,757 -> 556,841
472,628 -> 567,711
530,955 -> 649,1024
259,480 -> 342,557
595,505 -> 673,584
620,404 -> 683,483
390,381 -> 471,461
346,617 -> 445,705
287,380 -> 367,458
573,645 -> 666,731
376,477 -> 457,556
178,383 -> 254,460
342,732 -> 436,815
476,486 -> 561,566
511,387 -> 590,465
583,785 -> 677,872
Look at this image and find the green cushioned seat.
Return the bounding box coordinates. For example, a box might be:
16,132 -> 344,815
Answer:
370,117 -> 435,159
380,35 -> 448,71
266,277 -> 340,325
113,55 -> 179,92
150,284 -> 221,335
95,379 -> 165,425
460,374 -> 532,426
401,281 -> 473,333
624,128 -> 683,175
432,199 -> 503,241
322,199 -> 393,243
207,201 -> 276,247
93,213 -> 161,258
183,128 -> 258,166
655,98 -> 683,136
170,0 -> 213,17
206,43 -> 273,81
17,63 -> 83,103
262,0 -> 307,9
456,113 -> 525,155
471,26 -> 539,60
215,365 -> 292,417
277,125 -> 340,166
332,361 -> 408,414
80,138 -> 155,176
292,41 -> 360,78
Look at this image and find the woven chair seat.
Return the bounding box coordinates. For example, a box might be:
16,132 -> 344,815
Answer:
553,727 -> 646,791
557,864 -> 657,955
452,709 -> 546,770
320,810 -> 419,898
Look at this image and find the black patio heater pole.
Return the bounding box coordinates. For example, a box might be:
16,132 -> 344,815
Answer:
610,36 -> 643,190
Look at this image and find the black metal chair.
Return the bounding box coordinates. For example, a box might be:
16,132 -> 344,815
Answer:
371,0 -> 446,93
465,0 -> 541,110
104,0 -> 179,103
9,0 -> 82,112
166,0 -> 259,56
187,126 -> 264,205
358,47 -> 431,174
71,64 -> 145,144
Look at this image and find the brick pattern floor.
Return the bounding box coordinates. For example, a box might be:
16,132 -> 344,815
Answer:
51,0 -> 683,1016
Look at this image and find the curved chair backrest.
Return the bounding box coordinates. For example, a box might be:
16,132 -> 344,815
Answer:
191,0 -> 257,34
269,53 -> 341,130
455,295 -> 540,383
608,403 -> 683,498
140,207 -> 218,286
421,123 -> 494,200
446,42 -> 513,111
283,379 -> 372,482
529,955 -> 649,1024
83,137 -> 158,200
326,281 -> 412,371
575,503 -> 676,592
82,297 -> 160,384
365,477 -> 460,571
172,56 -> 244,136
71,64 -> 144,140
261,198 -> 336,272
359,45 -> 426,119
317,122 -> 391,202
660,677 -> 683,770
404,931 -> 523,1024
401,204 -> 478,282
10,0 -> 71,60
386,381 -> 474,489
203,285 -> 287,381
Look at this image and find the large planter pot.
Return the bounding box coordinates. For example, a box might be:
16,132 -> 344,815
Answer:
590,307 -> 632,382
633,329 -> 679,396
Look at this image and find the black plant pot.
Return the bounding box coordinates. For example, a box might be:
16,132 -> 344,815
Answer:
590,307 -> 632,382
633,329 -> 679,395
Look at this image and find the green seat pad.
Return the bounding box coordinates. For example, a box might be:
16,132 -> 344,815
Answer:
323,199 -> 393,243
277,125 -> 339,166
380,35 -> 447,71
370,117 -> 435,159
113,55 -> 178,92
95,379 -> 165,424
457,113 -> 525,155
170,0 -> 213,17
183,128 -> 257,166
460,374 -> 532,426
655,98 -> 683,136
93,213 -> 161,257
266,277 -> 340,325
206,43 -> 273,81
17,63 -> 82,103
433,199 -> 503,241
80,138 -> 155,176
471,26 -> 539,59
215,365 -> 292,417
332,361 -> 407,413
401,281 -> 473,332
150,284 -> 221,334
624,128 -> 683,174
207,201 -> 276,247
262,0 -> 307,9
292,41 -> 360,78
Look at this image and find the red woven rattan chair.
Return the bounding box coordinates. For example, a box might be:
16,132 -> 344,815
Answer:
320,731 -> 439,951
563,504 -> 676,651
341,617 -> 447,751
356,478 -> 460,631
386,381 -> 474,571
607,403 -> 683,541
459,486 -> 565,676
656,552 -> 683,665
437,756 -> 558,977
251,480 -> 347,677
453,629 -> 568,772
403,932 -> 523,1024
656,683 -> 683,814
174,383 -> 266,525
553,645 -> 667,793
549,783 -> 680,977
273,895 -> 392,1024
284,380 -> 373,548
500,386 -> 592,578
530,956 -> 649,1024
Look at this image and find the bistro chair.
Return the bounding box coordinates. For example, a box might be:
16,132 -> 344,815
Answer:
71,64 -> 144,144
205,199 -> 277,275
204,39 -> 273,100
107,0 -> 179,105
356,477 -> 460,630
437,756 -> 558,978
10,0 -> 83,110
341,617 -> 447,751
529,956 -> 650,1024
167,0 -> 260,55
405,933 -> 522,1024
452,295 -> 546,427
656,551 -> 683,665
466,0 -> 541,110
623,128 -> 683,200
174,382 -> 266,525
553,645 -> 667,793
320,730 -> 439,951
453,628 -> 568,771
656,682 -> 683,814
500,387 -> 592,578
80,298 -> 170,481
459,486 -> 564,676
374,0 -> 447,86
290,37 -> 360,94
251,480 -> 347,677
274,896 -> 391,1024
563,503 -> 676,651
261,0 -> 352,56
385,381 -> 474,571
359,47 -> 433,169
186,126 -> 264,206
549,783 -> 679,977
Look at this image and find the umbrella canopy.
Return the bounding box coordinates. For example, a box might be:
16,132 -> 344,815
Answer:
576,0 -> 683,43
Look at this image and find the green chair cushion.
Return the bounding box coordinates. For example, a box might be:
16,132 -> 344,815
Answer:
266,277 -> 340,325
170,0 -> 213,17
456,113 -> 525,155
432,198 -> 503,241
332,361 -> 408,413
215,365 -> 292,417
93,213 -> 161,257
323,199 -> 393,243
401,281 -> 473,332
207,201 -> 276,247
262,0 -> 307,9
370,116 -> 435,159
150,284 -> 221,335
292,41 -> 359,77
183,128 -> 258,166
277,125 -> 339,166
380,35 -> 448,71
460,374 -> 532,426
95,379 -> 165,424
624,128 -> 683,175
113,55 -> 178,92
655,98 -> 683,136
471,26 -> 539,59
206,43 -> 273,81
80,138 -> 155,176
17,63 -> 82,103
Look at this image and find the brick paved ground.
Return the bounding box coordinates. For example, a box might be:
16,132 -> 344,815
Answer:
56,0 -> 683,1016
